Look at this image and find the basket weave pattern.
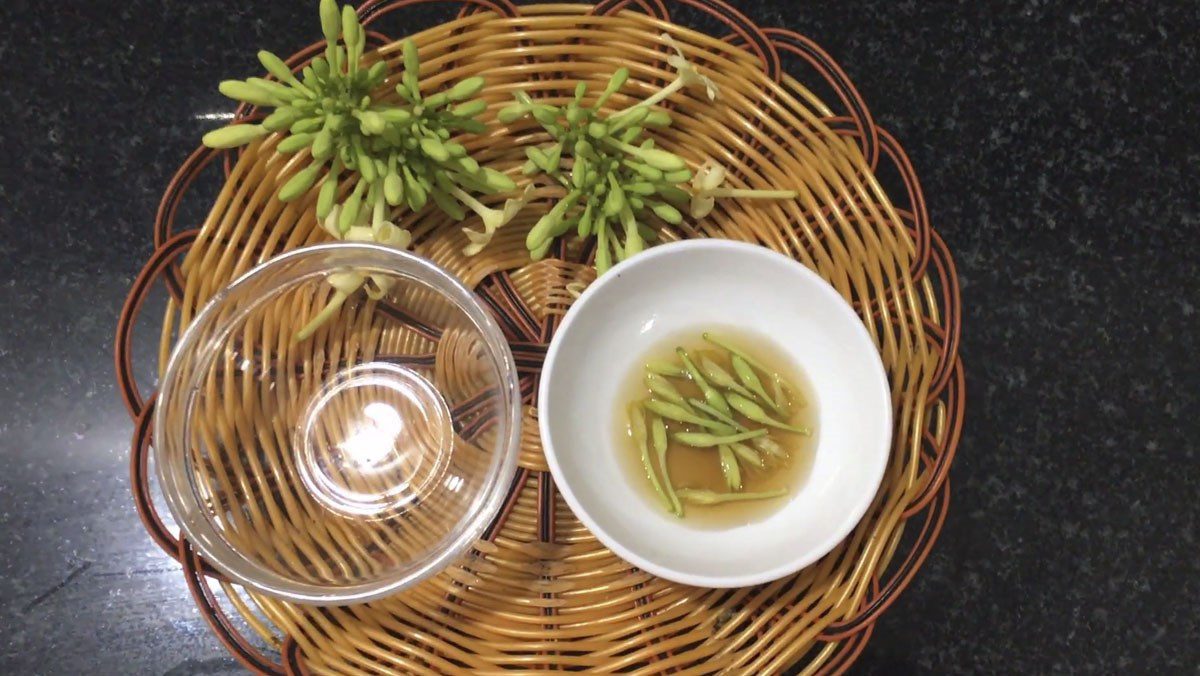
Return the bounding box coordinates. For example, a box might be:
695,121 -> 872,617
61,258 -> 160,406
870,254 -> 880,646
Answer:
114,1 -> 964,673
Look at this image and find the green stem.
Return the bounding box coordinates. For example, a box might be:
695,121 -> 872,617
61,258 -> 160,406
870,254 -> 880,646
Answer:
294,290 -> 350,342
613,76 -> 685,116
630,406 -> 672,513
676,488 -> 788,505
372,188 -> 386,227
688,398 -> 746,432
448,185 -> 493,220
651,416 -> 682,516
325,43 -> 337,77
673,428 -> 767,447
610,139 -> 649,159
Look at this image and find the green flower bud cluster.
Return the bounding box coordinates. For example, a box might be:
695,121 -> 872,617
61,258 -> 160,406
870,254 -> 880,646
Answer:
201,0 -> 512,232
498,70 -> 692,274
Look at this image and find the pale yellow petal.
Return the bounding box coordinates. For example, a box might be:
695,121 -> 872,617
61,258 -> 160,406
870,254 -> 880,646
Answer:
365,275 -> 394,300
383,227 -> 411,249
322,206 -> 344,239
660,33 -> 685,59
344,225 -> 375,242
328,271 -> 365,294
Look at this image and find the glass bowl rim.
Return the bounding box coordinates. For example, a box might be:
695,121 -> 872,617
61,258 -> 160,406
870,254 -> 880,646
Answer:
153,242 -> 521,605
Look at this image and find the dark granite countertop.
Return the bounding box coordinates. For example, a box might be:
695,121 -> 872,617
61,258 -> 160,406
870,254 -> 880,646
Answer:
1,1 -> 1197,673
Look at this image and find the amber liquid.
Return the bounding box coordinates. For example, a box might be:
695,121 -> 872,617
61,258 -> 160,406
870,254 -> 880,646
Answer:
615,328 -> 818,529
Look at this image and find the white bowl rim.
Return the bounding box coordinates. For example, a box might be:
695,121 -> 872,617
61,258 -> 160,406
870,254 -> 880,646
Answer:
538,239 -> 892,588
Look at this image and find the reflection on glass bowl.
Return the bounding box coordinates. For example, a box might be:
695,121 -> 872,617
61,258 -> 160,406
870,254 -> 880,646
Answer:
154,243 -> 520,605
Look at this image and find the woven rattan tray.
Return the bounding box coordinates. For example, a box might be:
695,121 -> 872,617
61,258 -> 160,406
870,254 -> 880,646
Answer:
114,1 -> 964,672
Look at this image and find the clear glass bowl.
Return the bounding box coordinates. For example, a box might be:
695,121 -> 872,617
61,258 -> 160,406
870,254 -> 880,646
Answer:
154,243 -> 520,605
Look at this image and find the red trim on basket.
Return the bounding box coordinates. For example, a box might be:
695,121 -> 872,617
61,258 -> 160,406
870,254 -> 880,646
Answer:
358,0 -> 520,23
154,145 -> 225,299
907,355 -> 964,515
819,466 -> 952,639
282,636 -> 308,676
671,0 -> 780,80
181,538 -> 286,675
114,229 -> 199,419
593,0 -> 671,21
130,395 -> 227,577
129,397 -> 179,562
764,28 -> 879,167
924,230 -> 962,396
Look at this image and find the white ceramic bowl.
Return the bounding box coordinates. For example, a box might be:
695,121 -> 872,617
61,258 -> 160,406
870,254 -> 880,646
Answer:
539,240 -> 891,587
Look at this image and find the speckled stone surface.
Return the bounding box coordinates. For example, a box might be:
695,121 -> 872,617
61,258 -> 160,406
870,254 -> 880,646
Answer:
1,1 -> 1197,673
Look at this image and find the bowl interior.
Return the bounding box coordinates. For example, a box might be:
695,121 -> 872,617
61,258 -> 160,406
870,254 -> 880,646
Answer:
155,244 -> 519,604
540,240 -> 891,587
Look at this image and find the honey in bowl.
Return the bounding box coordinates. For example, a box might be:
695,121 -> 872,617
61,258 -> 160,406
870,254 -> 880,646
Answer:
616,328 -> 818,529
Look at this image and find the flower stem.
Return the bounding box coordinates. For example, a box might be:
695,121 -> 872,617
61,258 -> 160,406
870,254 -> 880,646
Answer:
448,185 -> 494,220
612,76 -> 684,117
372,189 -> 386,226
295,290 -> 350,342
